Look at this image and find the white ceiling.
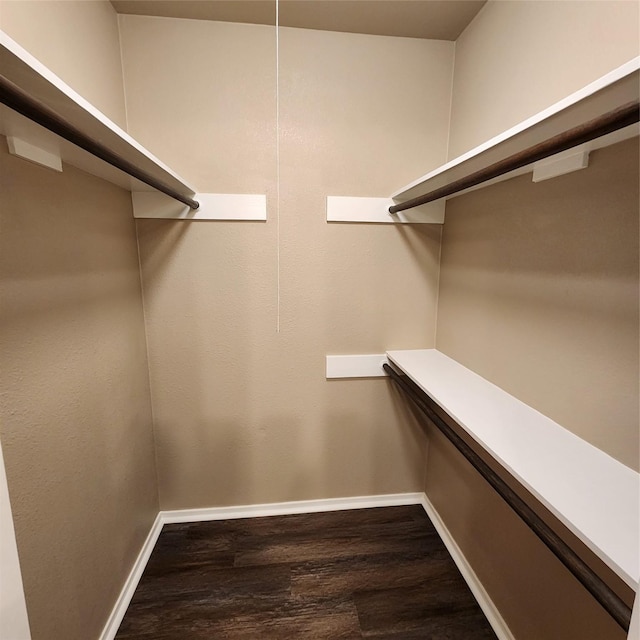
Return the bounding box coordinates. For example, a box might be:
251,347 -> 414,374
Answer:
110,0 -> 487,41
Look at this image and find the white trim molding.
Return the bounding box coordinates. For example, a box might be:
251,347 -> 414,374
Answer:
99,513 -> 164,640
420,494 -> 515,640
162,492 -> 424,524
629,593 -> 639,640
0,439 -> 32,640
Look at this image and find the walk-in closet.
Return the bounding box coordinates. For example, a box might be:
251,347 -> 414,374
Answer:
1,1 -> 638,639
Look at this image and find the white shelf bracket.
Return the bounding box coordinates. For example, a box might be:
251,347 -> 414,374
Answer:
326,354 -> 390,379
6,135 -> 62,172
532,148 -> 590,182
326,196 -> 444,224
132,192 -> 267,221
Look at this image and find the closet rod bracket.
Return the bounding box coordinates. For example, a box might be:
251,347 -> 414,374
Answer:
0,73 -> 200,210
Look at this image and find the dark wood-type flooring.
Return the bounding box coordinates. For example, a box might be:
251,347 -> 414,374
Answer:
115,505 -> 498,639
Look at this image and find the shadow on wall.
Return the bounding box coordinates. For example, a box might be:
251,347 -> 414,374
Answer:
436,139 -> 639,470
154,366 -> 431,509
0,149 -> 157,640
319,377 -> 429,498
137,195 -> 437,509
136,216 -> 280,509
133,218 -> 191,290
324,223 -> 442,353
395,224 -> 443,275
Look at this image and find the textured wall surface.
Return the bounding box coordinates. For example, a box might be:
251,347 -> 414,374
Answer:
425,426 -> 630,640
0,0 -> 128,128
0,4 -> 157,638
0,141 -> 158,640
428,2 -> 640,636
1,3 -> 637,640
119,15 -> 454,509
447,0 -> 640,158
0,439 -> 31,638
438,140 -> 639,470
432,140 -> 638,639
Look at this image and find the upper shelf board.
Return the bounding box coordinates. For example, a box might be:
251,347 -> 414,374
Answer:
386,349 -> 640,590
0,30 -> 198,196
391,57 -> 640,205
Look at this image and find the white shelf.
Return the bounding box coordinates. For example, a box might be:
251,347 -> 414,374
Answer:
391,57 -> 640,205
0,30 -> 198,196
325,354 -> 388,378
326,196 -> 445,224
131,192 -> 267,221
386,348 -> 640,591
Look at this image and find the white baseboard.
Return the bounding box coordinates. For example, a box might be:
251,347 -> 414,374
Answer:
161,492 -> 425,524
99,492 -> 510,640
419,494 -> 515,640
99,513 -> 164,640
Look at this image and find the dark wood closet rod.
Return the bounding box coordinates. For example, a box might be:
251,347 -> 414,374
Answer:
389,100 -> 640,214
382,362 -> 632,632
0,74 -> 200,210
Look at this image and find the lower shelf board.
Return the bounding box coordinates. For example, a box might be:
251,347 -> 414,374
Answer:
386,349 -> 639,592
114,505 -> 498,639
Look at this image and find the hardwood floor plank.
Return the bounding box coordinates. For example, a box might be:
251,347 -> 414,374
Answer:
355,577 -> 497,638
188,595 -> 362,640
118,594 -> 361,640
290,547 -> 453,598
234,507 -> 439,568
126,563 -> 291,604
141,522 -> 236,578
115,505 -> 498,639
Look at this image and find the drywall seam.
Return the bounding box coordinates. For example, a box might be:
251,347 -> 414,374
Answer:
432,224 -> 444,350
133,222 -> 161,511
116,14 -> 130,132
444,39 -> 456,164
275,0 -> 281,333
431,39 -> 454,350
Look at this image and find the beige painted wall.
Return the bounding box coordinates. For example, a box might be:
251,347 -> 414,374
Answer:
0,140 -> 158,639
119,15 -> 453,509
438,140 -> 639,470
2,5 -> 635,640
0,3 -> 155,638
448,0 -> 640,158
425,427 -> 629,640
429,3 -> 640,636
433,139 -> 638,636
0,0 -> 128,129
